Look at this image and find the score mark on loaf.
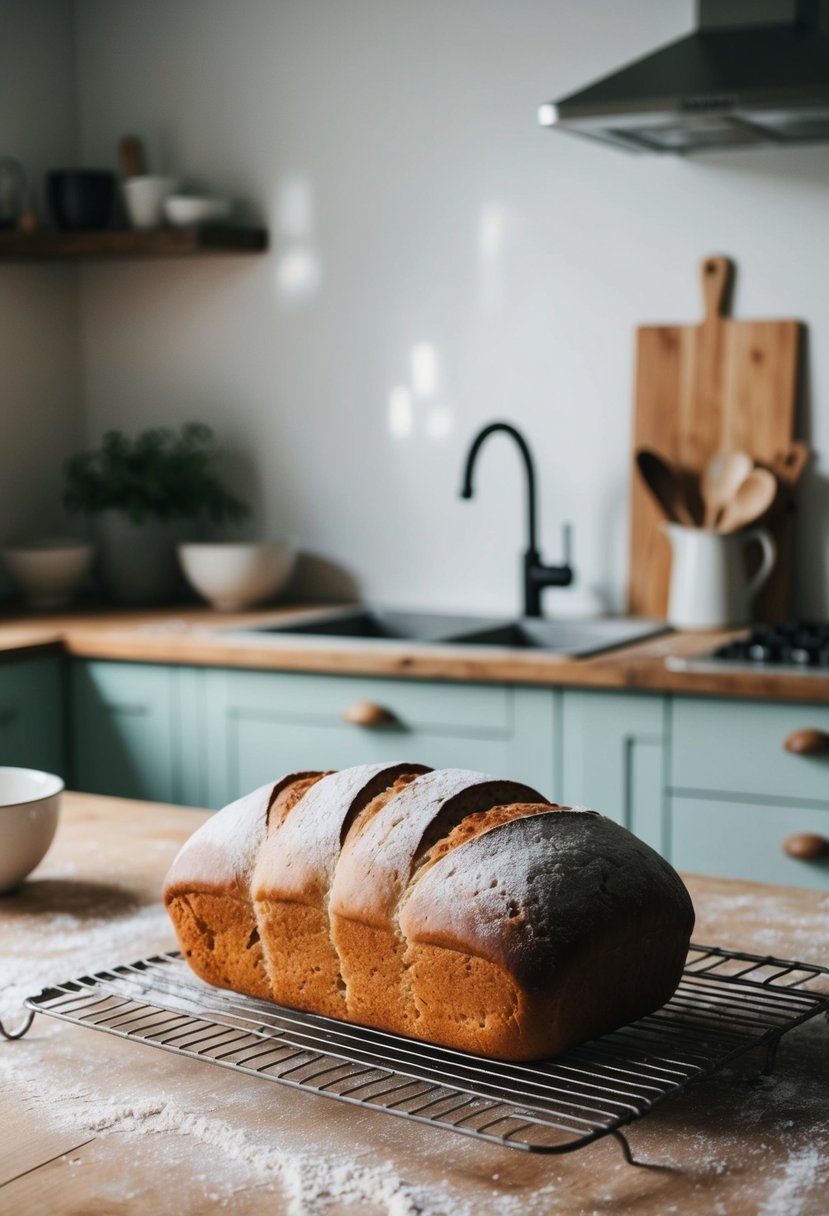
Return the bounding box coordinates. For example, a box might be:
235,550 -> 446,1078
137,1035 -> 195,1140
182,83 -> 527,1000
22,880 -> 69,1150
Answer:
163,763 -> 694,1061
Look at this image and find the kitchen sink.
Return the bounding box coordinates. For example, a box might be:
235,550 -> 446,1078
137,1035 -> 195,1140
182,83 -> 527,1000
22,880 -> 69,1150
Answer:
232,608 -> 508,643
448,616 -> 669,656
224,607 -> 668,657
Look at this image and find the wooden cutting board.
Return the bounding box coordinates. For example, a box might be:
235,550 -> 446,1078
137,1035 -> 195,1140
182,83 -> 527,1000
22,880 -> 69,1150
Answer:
628,256 -> 801,622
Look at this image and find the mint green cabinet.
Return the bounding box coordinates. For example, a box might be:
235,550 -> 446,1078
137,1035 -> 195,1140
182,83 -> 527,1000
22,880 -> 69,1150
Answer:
671,794 -> 829,889
0,656 -> 64,776
561,690 -> 667,852
670,695 -> 829,890
70,660 -> 206,804
63,656 -> 829,890
203,668 -> 559,808
68,660 -> 558,809
672,697 -> 829,804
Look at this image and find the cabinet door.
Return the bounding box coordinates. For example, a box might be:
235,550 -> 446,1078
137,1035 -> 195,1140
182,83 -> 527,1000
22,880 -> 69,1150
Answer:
204,668 -> 558,808
0,657 -> 64,776
671,794 -> 829,890
672,696 -> 829,805
561,690 -> 666,852
71,660 -> 180,803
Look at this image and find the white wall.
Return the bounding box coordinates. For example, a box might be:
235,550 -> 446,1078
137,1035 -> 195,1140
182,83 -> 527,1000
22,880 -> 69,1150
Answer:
72,0 -> 829,616
0,0 -> 83,576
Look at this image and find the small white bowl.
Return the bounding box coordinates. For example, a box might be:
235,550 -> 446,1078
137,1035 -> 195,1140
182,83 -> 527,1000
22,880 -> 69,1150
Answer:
0,767 -> 63,893
177,541 -> 296,611
2,540 -> 93,610
123,175 -> 179,229
163,195 -> 234,227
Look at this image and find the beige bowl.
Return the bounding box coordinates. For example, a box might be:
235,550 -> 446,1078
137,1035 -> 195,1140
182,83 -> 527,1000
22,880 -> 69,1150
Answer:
163,195 -> 234,227
0,767 -> 63,893
2,540 -> 93,609
177,541 -> 296,611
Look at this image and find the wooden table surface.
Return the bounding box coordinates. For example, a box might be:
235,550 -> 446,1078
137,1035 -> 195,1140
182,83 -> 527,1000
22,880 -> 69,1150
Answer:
2,602 -> 829,702
2,793 -> 828,1215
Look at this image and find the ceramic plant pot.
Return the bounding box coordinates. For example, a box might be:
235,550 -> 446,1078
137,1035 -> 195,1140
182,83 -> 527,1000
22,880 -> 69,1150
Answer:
96,511 -> 186,606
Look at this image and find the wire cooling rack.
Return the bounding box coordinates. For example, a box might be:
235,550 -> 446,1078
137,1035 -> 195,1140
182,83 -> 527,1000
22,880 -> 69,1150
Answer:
22,943 -> 829,1163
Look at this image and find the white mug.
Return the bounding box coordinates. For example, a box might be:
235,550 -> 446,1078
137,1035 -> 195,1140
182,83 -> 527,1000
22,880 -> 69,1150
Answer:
123,176 -> 178,229
663,523 -> 777,630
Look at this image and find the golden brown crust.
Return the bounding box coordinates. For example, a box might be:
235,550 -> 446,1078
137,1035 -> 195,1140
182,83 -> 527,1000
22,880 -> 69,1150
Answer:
267,772 -> 330,833
166,765 -> 695,1060
399,811 -> 694,994
252,762 -> 431,1017
329,771 -> 547,931
164,771 -> 325,997
331,791 -> 553,1036
413,801 -> 563,882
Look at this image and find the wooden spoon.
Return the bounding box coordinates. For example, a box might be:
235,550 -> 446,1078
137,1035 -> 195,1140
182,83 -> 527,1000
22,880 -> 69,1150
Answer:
702,450 -> 753,529
118,134 -> 146,179
636,449 -> 696,527
716,467 -> 778,534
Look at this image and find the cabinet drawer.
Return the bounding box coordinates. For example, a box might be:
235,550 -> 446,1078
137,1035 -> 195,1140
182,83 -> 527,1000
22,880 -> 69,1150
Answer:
672,698 -> 829,804
205,669 -> 556,807
209,669 -> 513,736
671,795 -> 829,890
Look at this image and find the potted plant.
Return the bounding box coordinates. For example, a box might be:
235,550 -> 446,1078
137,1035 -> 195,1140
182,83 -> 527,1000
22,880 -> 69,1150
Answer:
64,423 -> 249,604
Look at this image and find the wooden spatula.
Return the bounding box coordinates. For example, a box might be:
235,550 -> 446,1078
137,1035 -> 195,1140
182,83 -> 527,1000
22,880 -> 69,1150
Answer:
716,467 -> 778,534
702,450 -> 754,529
118,134 -> 146,179
636,450 -> 696,527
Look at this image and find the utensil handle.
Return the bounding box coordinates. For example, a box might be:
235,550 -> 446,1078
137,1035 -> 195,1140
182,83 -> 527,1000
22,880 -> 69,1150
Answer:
741,527 -> 776,603
118,135 -> 145,179
700,255 -> 734,321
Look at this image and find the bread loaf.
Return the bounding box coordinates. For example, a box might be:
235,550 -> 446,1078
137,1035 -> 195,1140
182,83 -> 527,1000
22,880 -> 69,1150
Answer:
163,771 -> 327,997
163,763 -> 694,1060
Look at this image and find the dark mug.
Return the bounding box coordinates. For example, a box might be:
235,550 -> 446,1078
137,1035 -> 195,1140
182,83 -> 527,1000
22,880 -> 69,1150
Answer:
47,169 -> 115,231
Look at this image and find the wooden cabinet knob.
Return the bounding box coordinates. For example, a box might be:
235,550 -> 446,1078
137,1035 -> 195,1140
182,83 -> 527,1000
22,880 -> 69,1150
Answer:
342,700 -> 397,727
782,833 -> 829,861
783,728 -> 829,756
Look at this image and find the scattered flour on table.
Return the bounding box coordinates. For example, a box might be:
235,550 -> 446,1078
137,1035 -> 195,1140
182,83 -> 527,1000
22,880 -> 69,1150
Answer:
756,1146 -> 826,1216
694,890 -> 829,959
674,1016 -> 829,1216
1,1036 -> 487,1216
3,875 -> 828,1213
0,899 -> 173,1018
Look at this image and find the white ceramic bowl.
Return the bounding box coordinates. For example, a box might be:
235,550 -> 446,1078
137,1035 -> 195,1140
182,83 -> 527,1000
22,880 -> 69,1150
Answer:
123,175 -> 179,229
2,540 -> 93,609
177,541 -> 296,611
0,767 -> 63,893
163,195 -> 234,227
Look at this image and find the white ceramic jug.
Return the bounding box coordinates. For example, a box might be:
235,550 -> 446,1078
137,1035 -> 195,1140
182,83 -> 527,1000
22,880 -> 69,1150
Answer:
663,523 -> 777,630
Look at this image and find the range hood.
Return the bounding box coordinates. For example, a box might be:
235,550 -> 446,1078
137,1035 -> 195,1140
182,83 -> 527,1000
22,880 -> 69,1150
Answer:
538,0 -> 829,153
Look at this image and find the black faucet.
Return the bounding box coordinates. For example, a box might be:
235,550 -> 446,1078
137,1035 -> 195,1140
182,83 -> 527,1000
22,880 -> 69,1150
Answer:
459,421 -> 573,618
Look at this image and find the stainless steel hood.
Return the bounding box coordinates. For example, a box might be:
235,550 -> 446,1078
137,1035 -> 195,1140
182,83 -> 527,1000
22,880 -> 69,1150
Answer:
538,0 -> 829,153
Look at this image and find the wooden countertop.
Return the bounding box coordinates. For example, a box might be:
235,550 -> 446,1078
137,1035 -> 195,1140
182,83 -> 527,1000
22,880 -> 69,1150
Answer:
1,602 -> 829,702
1,793 -> 828,1214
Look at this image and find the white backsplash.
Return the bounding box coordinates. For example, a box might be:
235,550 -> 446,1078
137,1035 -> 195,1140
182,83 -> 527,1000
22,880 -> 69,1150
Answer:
18,0 -> 829,615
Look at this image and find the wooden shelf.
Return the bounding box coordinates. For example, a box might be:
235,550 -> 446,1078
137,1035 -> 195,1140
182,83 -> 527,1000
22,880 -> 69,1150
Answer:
0,227 -> 268,261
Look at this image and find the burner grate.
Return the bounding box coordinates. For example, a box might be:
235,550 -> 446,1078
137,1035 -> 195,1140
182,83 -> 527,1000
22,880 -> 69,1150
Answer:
23,943 -> 829,1162
667,620 -> 829,675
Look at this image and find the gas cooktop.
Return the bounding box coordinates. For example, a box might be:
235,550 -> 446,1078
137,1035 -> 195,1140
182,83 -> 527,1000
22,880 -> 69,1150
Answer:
667,622 -> 829,676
